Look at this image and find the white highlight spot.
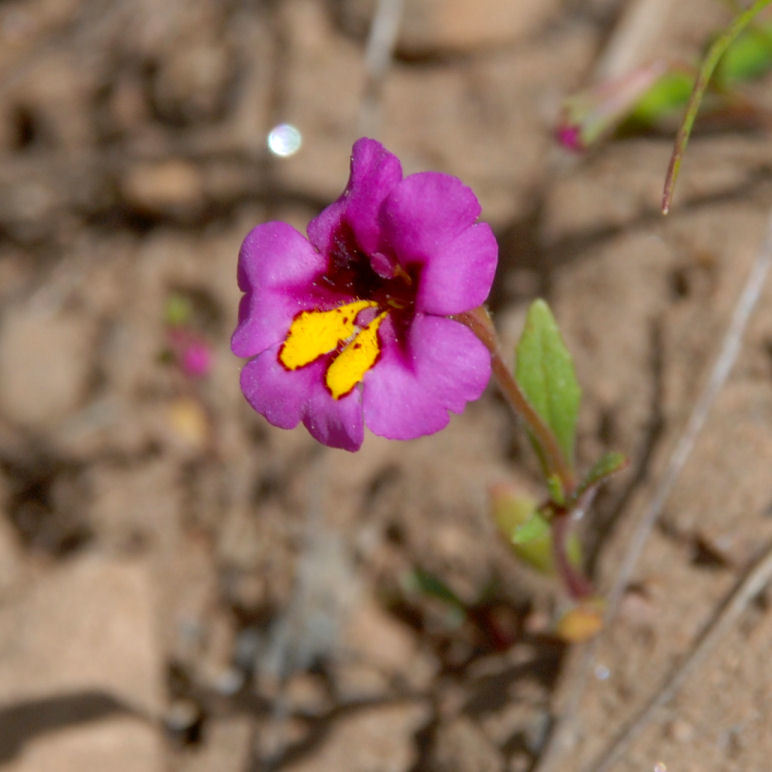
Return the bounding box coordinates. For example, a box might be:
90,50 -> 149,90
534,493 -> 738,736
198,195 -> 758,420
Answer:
267,123 -> 302,157
594,664 -> 610,681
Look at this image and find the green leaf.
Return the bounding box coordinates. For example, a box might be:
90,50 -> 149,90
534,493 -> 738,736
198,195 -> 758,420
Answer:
491,486 -> 583,575
404,568 -> 466,611
574,451 -> 628,500
491,489 -> 553,574
512,511 -> 550,545
627,71 -> 694,126
491,488 -> 537,538
716,24 -> 772,85
515,300 -> 581,468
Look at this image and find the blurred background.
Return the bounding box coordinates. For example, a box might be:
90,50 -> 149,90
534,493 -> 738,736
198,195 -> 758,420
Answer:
0,1 -> 771,770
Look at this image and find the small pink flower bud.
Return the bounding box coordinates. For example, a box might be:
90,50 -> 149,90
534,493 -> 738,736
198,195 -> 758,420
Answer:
557,60 -> 669,152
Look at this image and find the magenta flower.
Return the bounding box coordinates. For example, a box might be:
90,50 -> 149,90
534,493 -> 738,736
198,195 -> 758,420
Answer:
231,138 -> 497,451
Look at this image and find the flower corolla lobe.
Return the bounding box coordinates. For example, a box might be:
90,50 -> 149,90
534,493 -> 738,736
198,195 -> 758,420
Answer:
232,138 -> 498,450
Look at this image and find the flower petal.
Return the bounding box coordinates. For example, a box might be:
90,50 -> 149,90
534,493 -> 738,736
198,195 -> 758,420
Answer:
307,138 -> 403,256
302,387 -> 364,452
240,343 -> 318,430
380,172 -> 482,264
415,222 -> 498,315
362,314 -> 491,440
231,222 -> 329,358
240,344 -> 365,451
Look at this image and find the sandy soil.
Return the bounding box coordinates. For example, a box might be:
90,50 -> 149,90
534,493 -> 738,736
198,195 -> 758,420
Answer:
0,1 -> 770,770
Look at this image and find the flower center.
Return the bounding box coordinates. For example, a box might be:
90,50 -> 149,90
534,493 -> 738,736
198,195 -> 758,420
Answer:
323,222 -> 417,314
278,223 -> 418,400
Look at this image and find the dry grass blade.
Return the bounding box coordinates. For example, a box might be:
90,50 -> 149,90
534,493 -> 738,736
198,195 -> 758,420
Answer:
594,0 -> 674,81
358,0 -> 405,137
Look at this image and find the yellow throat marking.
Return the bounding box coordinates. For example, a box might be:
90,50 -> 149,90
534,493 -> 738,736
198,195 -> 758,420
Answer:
279,300 -> 387,399
325,310 -> 387,399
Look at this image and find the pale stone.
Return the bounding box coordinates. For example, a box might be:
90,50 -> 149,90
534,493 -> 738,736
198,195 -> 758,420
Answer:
0,306 -> 94,428
121,159 -> 204,217
0,555 -> 163,770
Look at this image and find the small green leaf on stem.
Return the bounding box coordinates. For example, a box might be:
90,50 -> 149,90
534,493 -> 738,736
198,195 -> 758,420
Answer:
512,511 -> 551,545
546,473 -> 566,506
574,451 -> 628,501
515,299 -> 581,471
491,485 -> 582,575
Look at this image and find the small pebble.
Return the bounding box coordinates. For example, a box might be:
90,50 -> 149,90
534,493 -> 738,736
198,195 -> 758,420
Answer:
165,698 -> 204,745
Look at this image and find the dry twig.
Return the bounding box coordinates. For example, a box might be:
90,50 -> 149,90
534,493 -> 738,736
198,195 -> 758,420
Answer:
594,0 -> 674,81
357,0 -> 404,137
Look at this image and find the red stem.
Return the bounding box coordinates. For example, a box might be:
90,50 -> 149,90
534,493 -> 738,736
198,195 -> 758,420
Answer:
552,513 -> 593,601
456,306 -> 576,492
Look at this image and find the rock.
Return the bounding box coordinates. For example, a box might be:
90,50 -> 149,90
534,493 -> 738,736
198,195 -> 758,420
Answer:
668,718 -> 696,744
0,555 -> 163,769
429,716 -> 504,771
4,50 -> 98,151
176,717 -> 251,772
3,719 -> 161,772
341,0 -> 559,53
343,595 -> 435,692
0,306 -> 94,428
282,702 -> 429,772
0,500 -> 23,594
121,159 -> 204,220
150,39 -> 234,125
87,458 -> 181,552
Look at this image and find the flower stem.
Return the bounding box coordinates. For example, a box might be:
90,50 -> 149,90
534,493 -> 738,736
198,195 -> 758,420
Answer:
457,306 -> 576,492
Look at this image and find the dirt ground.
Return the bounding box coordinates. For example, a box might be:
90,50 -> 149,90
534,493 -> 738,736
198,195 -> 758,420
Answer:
0,1 -> 770,770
